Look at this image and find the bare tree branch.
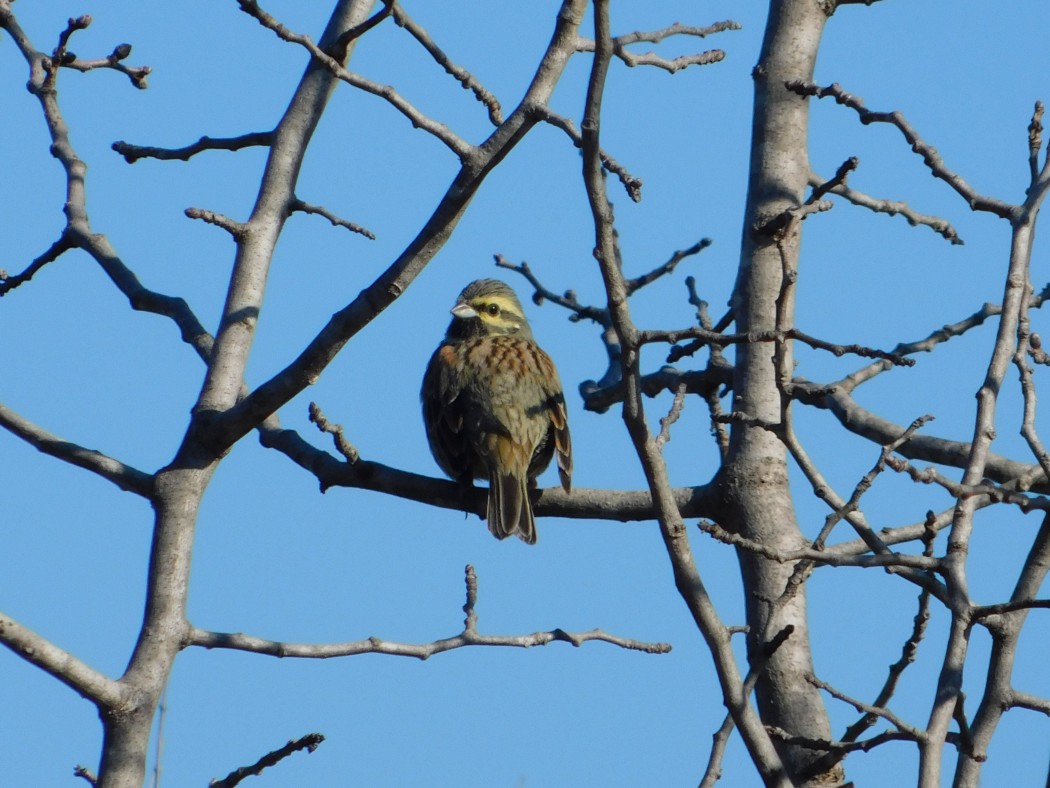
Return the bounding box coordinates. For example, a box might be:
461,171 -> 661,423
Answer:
697,521 -> 940,571
184,207 -> 247,238
0,1 -> 215,367
808,674 -> 927,743
576,19 -> 740,73
794,384 -> 1050,494
495,255 -> 611,326
808,169 -> 963,244
0,402 -> 154,496
1007,691 -> 1050,716
291,198 -> 376,239
188,565 -> 670,659
534,107 -> 644,201
624,238 -> 712,295
112,132 -> 274,164
44,15 -> 151,88
259,412 -> 721,521
581,2 -> 789,782
0,611 -> 124,709
640,325 -> 914,367
0,232 -> 75,296
237,0 -> 474,159
957,512 -> 1050,781
383,0 -> 503,125
214,0 -> 594,452
787,80 -> 1017,219
210,733 -> 325,788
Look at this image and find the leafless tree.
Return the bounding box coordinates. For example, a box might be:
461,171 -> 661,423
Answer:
2,1 -> 1049,786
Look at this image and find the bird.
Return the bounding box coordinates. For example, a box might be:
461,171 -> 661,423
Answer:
421,278 -> 572,544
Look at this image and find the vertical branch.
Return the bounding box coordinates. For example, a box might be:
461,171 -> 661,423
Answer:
922,209 -> 1048,787
955,515 -> 1050,787
581,2 -> 789,785
719,0 -> 841,781
98,4 -> 381,786
950,135 -> 1050,786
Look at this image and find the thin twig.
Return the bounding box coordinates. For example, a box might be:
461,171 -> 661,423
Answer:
0,233 -> 75,296
808,674 -> 927,742
236,0 -> 473,159
184,207 -> 247,238
535,108 -> 643,201
291,198 -> 376,239
576,19 -> 740,74
1028,101 -> 1044,185
383,0 -> 503,125
210,733 -> 326,788
624,238 -> 712,295
807,170 -> 963,244
787,80 -> 1016,220
655,383 -> 687,449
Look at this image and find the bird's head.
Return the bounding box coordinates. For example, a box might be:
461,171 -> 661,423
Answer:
446,279 -> 533,340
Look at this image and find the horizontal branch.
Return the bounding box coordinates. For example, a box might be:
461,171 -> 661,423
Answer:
188,564 -> 669,660
43,14 -> 150,89
971,599 -> 1050,619
581,363 -> 732,414
886,455 -> 1050,512
63,47 -> 151,89
697,521 -> 940,571
825,503 -> 992,557
111,131 -> 274,164
576,19 -> 740,73
607,47 -> 726,73
258,418 -> 720,521
0,402 -> 154,496
1008,691 -> 1050,716
185,207 -> 246,237
639,325 -> 913,366
188,625 -> 669,659
495,255 -> 611,326
766,725 -> 917,754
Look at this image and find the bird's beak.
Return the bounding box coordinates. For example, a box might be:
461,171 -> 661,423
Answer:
451,303 -> 477,319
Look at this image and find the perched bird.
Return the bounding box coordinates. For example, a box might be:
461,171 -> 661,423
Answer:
422,279 -> 572,544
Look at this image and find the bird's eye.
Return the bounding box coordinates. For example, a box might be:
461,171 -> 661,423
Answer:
486,303 -> 500,316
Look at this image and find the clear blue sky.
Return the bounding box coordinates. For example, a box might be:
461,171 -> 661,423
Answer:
2,1 -> 1050,785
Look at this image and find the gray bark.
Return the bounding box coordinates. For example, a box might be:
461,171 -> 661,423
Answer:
719,1 -> 841,783
94,3 -> 378,784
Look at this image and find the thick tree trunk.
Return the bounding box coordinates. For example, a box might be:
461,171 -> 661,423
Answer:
92,3 -> 378,784
719,1 -> 841,783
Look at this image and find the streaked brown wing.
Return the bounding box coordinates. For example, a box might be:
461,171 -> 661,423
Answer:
534,345 -> 572,492
422,344 -> 475,484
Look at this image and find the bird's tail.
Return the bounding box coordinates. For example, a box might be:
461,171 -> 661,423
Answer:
487,470 -> 536,544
